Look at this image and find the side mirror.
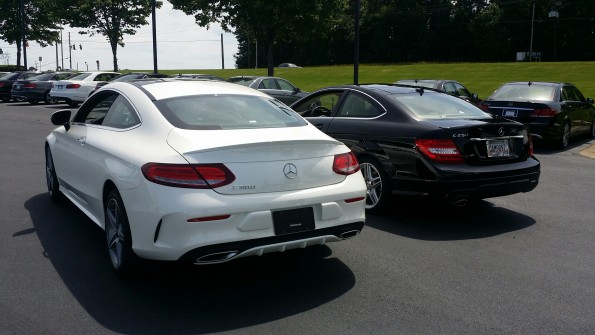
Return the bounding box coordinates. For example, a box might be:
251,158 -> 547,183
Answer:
587,98 -> 594,104
51,109 -> 72,131
294,87 -> 301,93
472,93 -> 479,100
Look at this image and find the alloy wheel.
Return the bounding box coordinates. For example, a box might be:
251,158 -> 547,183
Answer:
360,162 -> 383,210
106,197 -> 125,269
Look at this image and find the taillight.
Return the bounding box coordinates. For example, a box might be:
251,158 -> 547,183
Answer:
415,139 -> 465,163
479,104 -> 490,112
0,83 -> 4,88
531,108 -> 558,117
333,152 -> 360,175
23,83 -> 36,88
66,84 -> 81,89
141,163 -> 235,188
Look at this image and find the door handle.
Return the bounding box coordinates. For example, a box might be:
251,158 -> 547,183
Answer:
313,124 -> 323,129
78,136 -> 86,144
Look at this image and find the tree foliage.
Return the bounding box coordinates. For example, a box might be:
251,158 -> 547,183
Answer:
0,0 -> 61,68
60,0 -> 162,71
169,0 -> 343,75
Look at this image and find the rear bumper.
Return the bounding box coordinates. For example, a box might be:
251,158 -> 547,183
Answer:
392,157 -> 541,200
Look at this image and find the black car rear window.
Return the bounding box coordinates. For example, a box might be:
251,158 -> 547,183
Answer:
389,92 -> 491,120
154,94 -> 307,130
491,84 -> 556,101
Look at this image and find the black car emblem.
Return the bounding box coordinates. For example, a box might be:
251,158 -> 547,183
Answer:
498,127 -> 505,136
508,102 -> 514,106
283,163 -> 298,179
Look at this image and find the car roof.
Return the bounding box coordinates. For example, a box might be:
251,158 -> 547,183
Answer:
498,81 -> 569,86
312,83 -> 439,96
110,78 -> 271,100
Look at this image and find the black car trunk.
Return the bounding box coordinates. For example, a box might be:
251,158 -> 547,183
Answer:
482,101 -> 553,124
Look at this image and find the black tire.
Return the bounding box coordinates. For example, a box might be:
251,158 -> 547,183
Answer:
358,157 -> 391,213
1,98 -> 10,103
558,122 -> 570,149
44,92 -> 57,104
29,99 -> 39,105
105,189 -> 139,277
589,116 -> 595,139
67,100 -> 79,107
45,146 -> 62,202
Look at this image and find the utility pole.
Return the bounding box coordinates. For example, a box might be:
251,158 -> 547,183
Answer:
529,2 -> 535,62
68,32 -> 72,69
60,30 -> 64,70
353,0 -> 360,85
221,34 -> 224,69
151,0 -> 158,74
19,0 -> 27,69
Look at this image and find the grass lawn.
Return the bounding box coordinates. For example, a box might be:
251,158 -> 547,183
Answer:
153,61 -> 595,100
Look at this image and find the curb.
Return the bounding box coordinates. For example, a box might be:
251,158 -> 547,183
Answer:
579,144 -> 595,159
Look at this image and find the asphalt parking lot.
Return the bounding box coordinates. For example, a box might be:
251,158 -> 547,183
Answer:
0,101 -> 594,334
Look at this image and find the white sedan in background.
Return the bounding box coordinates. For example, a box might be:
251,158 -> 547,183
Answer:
46,79 -> 366,276
49,71 -> 120,107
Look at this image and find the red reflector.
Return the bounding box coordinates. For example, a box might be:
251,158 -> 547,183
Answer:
141,163 -> 235,188
0,83 -> 4,87
528,135 -> 534,157
333,152 -> 360,175
23,83 -> 36,88
66,84 -> 81,89
479,104 -> 490,112
345,196 -> 365,203
187,215 -> 231,222
415,139 -> 465,163
531,108 -> 558,117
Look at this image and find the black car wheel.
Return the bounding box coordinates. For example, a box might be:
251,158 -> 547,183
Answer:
45,146 -> 61,202
590,116 -> 595,139
29,99 -> 39,105
1,97 -> 10,102
45,92 -> 57,104
559,122 -> 570,149
359,157 -> 391,213
105,189 -> 138,276
67,101 -> 79,107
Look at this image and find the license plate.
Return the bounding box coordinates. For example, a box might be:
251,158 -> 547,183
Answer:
503,109 -> 517,117
57,85 -> 64,89
487,140 -> 510,157
272,207 -> 315,235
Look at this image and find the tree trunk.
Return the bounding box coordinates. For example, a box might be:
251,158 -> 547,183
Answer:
110,41 -> 119,72
16,39 -> 22,68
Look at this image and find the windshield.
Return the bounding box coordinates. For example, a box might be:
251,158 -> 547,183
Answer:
154,94 -> 307,130
67,73 -> 92,81
28,73 -> 54,81
490,84 -> 556,101
396,80 -> 437,89
110,74 -> 145,82
389,92 -> 491,120
228,77 -> 255,86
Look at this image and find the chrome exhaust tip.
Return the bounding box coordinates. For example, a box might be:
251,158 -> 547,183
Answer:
340,230 -> 360,239
194,251 -> 239,264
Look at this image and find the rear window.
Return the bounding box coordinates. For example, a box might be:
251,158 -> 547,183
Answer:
389,92 -> 491,120
154,94 -> 307,130
67,73 -> 92,80
228,77 -> 254,86
491,84 -> 555,101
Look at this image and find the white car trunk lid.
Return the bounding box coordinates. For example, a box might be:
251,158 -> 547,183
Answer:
166,127 -> 348,194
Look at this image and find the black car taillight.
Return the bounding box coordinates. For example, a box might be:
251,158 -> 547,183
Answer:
23,83 -> 36,88
66,84 -> 81,89
531,108 -> 558,117
141,163 -> 236,188
415,139 -> 464,163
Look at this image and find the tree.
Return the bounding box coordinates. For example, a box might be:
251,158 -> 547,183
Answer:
169,0 -> 342,75
0,0 -> 61,68
60,0 -> 162,71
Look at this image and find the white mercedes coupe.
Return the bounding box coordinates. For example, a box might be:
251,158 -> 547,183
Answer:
45,79 -> 366,276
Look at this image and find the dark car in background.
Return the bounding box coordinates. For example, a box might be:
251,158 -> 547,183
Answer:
479,82 -> 595,148
228,76 -> 308,105
173,73 -> 225,81
91,72 -> 170,93
290,84 -> 540,212
277,63 -> 301,68
0,71 -> 40,102
11,72 -> 76,104
395,79 -> 482,105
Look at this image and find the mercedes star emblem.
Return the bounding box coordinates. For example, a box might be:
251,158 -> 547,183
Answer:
283,163 -> 298,179
498,127 -> 505,136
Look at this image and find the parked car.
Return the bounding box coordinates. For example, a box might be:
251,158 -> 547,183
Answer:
228,76 -> 308,105
173,73 -> 226,81
49,71 -> 120,107
91,72 -> 170,94
0,71 -> 40,102
479,82 -> 595,148
290,84 -> 540,213
395,79 -> 482,105
46,79 -> 366,276
278,63 -> 302,68
10,71 -> 76,104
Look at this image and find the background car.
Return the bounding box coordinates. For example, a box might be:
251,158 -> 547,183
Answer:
0,71 -> 40,102
277,63 -> 302,68
91,72 -> 170,94
49,71 -> 120,107
173,73 -> 226,81
395,79 -> 482,105
290,84 -> 540,213
10,71 -> 76,104
479,82 -> 595,148
46,79 -> 366,276
228,76 -> 308,105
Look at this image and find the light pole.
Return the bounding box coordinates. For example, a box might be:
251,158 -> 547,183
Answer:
549,10 -> 559,61
529,2 -> 535,62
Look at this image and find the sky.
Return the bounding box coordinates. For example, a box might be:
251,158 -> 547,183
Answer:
1,1 -> 239,72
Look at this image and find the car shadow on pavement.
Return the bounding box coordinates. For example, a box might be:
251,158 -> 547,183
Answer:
25,193 -> 356,334
533,136 -> 594,155
366,197 -> 535,241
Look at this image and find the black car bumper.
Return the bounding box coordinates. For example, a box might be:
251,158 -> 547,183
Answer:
392,157 -> 541,201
